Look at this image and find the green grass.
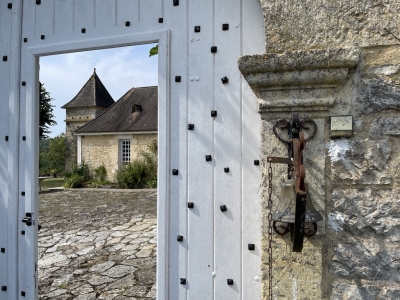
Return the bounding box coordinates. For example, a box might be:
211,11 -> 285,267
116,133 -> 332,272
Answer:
40,178 -> 65,189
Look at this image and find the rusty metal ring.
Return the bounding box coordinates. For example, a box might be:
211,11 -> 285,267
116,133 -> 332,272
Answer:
304,222 -> 318,237
272,118 -> 317,144
300,119 -> 317,142
272,119 -> 291,144
273,221 -> 290,235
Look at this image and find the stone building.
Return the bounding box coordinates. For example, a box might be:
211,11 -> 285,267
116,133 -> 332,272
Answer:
62,70 -> 157,178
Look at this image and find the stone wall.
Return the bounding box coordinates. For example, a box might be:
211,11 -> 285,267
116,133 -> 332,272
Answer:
240,2 -> 400,296
81,134 -> 157,180
260,0 -> 400,54
64,107 -> 107,171
253,48 -> 400,300
325,47 -> 400,299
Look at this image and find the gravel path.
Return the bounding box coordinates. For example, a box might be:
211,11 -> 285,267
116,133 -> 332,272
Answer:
38,189 -> 157,300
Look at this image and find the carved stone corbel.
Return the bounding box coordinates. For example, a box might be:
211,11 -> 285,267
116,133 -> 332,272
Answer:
238,48 -> 360,113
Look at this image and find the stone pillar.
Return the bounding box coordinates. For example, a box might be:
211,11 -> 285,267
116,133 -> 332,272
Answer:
240,1 -> 400,298
240,46 -> 400,299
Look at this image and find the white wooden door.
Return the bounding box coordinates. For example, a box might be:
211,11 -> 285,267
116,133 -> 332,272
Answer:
0,0 -> 264,299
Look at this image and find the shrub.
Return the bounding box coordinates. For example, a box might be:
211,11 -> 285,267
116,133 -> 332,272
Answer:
116,161 -> 147,189
71,161 -> 91,181
63,161 -> 91,188
64,175 -> 85,188
138,139 -> 158,188
94,164 -> 107,181
114,140 -> 158,189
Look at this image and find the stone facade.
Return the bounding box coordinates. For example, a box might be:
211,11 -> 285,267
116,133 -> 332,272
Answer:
65,107 -> 108,171
80,134 -> 157,179
260,0 -> 400,54
238,1 -> 400,298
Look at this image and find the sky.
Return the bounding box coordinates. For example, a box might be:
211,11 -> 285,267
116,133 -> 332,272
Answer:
39,43 -> 158,138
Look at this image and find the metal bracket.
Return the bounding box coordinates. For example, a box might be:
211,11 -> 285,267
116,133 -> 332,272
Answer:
266,157 -> 293,165
22,213 -> 33,226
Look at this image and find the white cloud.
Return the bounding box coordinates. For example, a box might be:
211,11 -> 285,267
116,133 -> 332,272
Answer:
39,44 -> 158,138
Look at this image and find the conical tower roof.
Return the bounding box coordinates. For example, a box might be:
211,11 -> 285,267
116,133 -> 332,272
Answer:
61,69 -> 115,109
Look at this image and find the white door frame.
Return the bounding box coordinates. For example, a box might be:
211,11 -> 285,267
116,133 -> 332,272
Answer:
24,30 -> 170,299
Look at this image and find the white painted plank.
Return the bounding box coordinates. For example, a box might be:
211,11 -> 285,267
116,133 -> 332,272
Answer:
0,3 -> 11,299
55,0 -> 74,35
28,30 -> 164,56
186,0 -> 215,299
241,1 -> 264,298
95,0 -> 116,29
35,0 -> 54,37
242,0 -> 264,56
18,17 -> 28,300
240,79 -> 262,299
20,2 -> 39,298
7,0 -> 24,297
156,30 -> 170,300
21,54 -> 40,300
116,0 -> 139,27
213,0 -> 242,299
165,1 -> 188,299
139,0 -> 162,27
74,0 -> 95,32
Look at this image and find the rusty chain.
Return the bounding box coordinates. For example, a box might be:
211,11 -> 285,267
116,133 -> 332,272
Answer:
267,161 -> 273,299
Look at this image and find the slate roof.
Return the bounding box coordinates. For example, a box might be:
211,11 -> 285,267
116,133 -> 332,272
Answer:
61,69 -> 115,109
75,86 -> 158,133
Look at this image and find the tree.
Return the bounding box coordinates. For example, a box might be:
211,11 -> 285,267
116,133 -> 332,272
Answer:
39,82 -> 57,140
39,133 -> 66,176
149,44 -> 158,57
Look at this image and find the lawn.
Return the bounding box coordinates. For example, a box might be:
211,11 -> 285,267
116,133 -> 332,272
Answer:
40,178 -> 65,189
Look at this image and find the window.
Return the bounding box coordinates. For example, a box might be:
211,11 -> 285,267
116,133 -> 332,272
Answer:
120,140 -> 131,167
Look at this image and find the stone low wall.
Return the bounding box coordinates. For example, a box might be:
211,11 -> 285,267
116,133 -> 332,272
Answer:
81,133 -> 157,180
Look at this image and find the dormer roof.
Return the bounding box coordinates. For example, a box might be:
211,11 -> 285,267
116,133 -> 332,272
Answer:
61,69 -> 115,109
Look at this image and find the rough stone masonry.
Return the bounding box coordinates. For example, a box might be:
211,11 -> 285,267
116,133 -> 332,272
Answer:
238,1 -> 400,299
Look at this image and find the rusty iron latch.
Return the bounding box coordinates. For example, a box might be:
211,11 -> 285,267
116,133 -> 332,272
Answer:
22,213 -> 33,226
267,114 -> 318,252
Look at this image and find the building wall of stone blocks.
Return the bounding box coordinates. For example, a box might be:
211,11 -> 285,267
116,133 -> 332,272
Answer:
64,107 -> 108,171
81,133 -> 157,180
65,107 -> 108,121
241,1 -> 400,298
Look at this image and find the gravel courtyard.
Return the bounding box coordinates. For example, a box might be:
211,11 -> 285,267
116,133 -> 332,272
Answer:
38,189 -> 157,300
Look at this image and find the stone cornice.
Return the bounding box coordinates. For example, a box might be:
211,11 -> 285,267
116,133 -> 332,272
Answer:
238,48 -> 360,112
